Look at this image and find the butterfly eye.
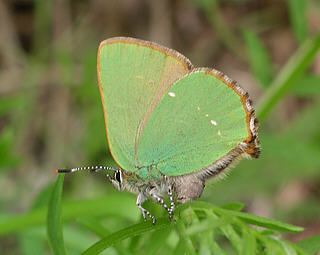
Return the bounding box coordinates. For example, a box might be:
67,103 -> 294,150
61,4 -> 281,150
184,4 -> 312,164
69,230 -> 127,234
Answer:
115,170 -> 122,183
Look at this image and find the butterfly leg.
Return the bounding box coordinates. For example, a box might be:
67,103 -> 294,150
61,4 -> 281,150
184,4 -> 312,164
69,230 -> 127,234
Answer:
136,193 -> 156,224
168,185 -> 175,215
164,176 -> 175,218
150,191 -> 171,218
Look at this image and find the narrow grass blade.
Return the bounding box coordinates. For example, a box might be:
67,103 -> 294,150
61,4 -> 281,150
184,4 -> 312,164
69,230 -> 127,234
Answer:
288,0 -> 307,43
243,30 -> 273,88
222,210 -> 304,233
81,217 -> 171,255
241,229 -> 256,255
47,174 -> 66,255
257,33 -> 320,122
192,0 -> 246,60
77,218 -> 128,255
218,222 -> 242,254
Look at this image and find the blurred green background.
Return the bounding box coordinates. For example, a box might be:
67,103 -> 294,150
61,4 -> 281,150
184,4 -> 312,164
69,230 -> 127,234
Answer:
0,0 -> 320,254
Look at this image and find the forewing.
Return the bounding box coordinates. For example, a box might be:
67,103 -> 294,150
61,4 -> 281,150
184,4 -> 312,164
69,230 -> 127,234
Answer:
137,68 -> 258,177
98,37 -> 192,172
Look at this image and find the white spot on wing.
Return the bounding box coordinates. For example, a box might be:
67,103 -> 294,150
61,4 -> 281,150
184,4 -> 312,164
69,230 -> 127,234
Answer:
210,120 -> 217,126
168,92 -> 176,97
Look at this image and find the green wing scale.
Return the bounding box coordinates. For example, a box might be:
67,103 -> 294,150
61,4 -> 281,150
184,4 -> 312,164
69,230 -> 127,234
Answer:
98,37 -> 259,180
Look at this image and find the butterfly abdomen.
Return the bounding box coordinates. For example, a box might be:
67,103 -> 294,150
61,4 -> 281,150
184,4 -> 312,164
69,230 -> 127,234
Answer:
172,175 -> 205,204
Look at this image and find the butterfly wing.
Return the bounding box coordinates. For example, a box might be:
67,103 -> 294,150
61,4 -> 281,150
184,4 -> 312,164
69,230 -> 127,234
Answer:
98,37 -> 192,172
136,68 -> 259,178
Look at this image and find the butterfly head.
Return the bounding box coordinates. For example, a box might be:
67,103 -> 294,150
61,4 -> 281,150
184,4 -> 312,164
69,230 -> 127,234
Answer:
108,169 -> 125,191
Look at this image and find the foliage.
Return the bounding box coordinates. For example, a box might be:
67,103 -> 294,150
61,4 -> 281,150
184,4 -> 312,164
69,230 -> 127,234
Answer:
2,176 -> 314,254
1,0 -> 320,254
47,174 -> 66,255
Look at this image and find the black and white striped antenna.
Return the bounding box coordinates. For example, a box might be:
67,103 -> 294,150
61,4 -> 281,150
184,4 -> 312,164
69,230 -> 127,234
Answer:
55,166 -> 120,183
56,166 -> 118,174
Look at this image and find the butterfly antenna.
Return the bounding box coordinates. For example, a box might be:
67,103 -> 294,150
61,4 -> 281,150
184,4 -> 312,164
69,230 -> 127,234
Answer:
55,166 -> 118,174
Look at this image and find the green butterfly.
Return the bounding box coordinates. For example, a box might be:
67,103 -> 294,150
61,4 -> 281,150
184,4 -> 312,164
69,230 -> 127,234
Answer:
58,37 -> 260,224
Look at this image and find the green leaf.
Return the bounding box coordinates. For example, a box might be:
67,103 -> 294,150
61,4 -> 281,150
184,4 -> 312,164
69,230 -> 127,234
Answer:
19,233 -> 45,255
288,0 -> 308,43
285,99 -> 320,139
175,220 -> 197,255
221,202 -> 245,211
0,194 -> 138,236
179,201 -> 304,233
81,217 -> 172,255
76,218 -> 110,238
223,210 -> 304,233
144,227 -> 172,255
0,128 -> 20,169
47,174 -> 66,255
257,33 -> 320,122
77,218 -> 129,255
276,240 -> 298,255
0,96 -> 25,115
218,221 -> 242,254
185,218 -> 224,236
172,239 -> 187,255
296,233 -> 320,254
243,30 -> 273,88
32,184 -> 54,209
241,230 -> 256,255
290,75 -> 320,96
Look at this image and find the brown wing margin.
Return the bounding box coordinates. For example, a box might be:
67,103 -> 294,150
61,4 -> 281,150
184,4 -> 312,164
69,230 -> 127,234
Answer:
97,37 -> 193,166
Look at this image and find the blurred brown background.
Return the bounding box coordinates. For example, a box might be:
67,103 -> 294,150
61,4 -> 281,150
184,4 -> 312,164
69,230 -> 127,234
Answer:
1,0 -> 320,253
